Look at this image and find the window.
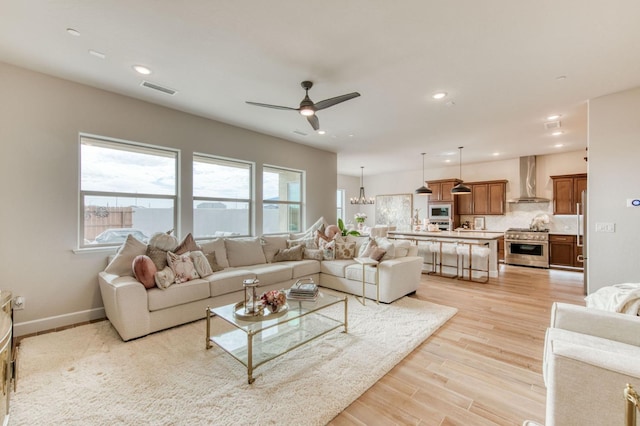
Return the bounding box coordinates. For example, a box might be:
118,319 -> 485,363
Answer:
80,136 -> 178,248
263,166 -> 303,234
193,154 -> 252,238
337,189 -> 345,222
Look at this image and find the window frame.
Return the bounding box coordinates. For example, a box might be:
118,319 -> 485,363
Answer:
192,153 -> 253,239
262,165 -> 304,235
78,134 -> 179,249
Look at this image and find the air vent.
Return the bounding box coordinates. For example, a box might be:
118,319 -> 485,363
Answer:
544,120 -> 561,130
292,130 -> 308,136
141,81 -> 177,96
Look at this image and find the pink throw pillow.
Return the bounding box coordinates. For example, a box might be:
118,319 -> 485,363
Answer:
325,225 -> 340,239
132,255 -> 158,289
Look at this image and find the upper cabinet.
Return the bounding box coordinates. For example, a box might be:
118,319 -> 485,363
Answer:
426,179 -> 461,202
455,180 -> 507,215
551,173 -> 587,215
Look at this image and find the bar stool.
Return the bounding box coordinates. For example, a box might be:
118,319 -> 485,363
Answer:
456,242 -> 490,283
417,240 -> 438,274
430,241 -> 459,278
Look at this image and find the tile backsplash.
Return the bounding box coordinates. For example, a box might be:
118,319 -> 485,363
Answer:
461,202 -> 579,234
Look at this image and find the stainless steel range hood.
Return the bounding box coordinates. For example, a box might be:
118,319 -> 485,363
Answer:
507,156 -> 551,203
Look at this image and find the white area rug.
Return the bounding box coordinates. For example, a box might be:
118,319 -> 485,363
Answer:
9,294 -> 456,426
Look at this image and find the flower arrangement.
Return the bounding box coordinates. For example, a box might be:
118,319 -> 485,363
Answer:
354,213 -> 367,224
261,289 -> 287,313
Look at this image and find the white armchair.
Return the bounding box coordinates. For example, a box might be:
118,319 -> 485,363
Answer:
543,303 -> 640,425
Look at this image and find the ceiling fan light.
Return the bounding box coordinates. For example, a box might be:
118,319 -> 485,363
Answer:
299,107 -> 314,116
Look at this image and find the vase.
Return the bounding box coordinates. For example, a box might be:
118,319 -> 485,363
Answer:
357,222 -> 364,231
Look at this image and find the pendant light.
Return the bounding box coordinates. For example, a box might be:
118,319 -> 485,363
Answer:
415,153 -> 432,195
350,166 -> 375,204
451,146 -> 471,194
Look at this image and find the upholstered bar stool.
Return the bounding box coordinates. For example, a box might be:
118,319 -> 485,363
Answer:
430,241 -> 458,278
457,242 -> 490,283
418,240 -> 438,274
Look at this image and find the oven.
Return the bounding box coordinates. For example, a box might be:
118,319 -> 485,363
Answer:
504,228 -> 550,268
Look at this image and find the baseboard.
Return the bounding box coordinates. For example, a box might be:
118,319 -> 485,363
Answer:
14,307 -> 106,337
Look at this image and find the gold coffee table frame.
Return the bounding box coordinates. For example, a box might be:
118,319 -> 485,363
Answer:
353,257 -> 379,305
206,292 -> 347,384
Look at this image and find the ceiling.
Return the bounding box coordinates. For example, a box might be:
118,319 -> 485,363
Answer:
2,1 -> 640,177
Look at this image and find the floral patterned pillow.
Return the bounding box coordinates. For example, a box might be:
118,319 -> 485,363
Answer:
167,251 -> 199,284
335,241 -> 356,259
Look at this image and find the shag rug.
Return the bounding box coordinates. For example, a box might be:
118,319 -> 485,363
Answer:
9,294 -> 456,426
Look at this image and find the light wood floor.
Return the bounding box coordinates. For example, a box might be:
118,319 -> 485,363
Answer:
328,264 -> 586,426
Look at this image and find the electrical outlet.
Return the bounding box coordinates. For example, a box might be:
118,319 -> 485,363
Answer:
13,296 -> 25,310
595,222 -> 615,233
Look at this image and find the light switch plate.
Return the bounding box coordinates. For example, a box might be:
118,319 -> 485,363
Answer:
595,222 -> 615,233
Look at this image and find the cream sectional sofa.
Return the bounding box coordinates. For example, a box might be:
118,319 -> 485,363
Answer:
98,233 -> 423,341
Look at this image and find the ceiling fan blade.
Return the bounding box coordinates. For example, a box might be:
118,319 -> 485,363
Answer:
313,92 -> 361,111
307,114 -> 319,131
246,101 -> 298,111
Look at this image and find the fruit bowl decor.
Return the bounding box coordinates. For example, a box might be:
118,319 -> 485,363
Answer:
261,289 -> 286,313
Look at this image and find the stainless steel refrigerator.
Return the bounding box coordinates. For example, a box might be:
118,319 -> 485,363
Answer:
578,189 -> 587,294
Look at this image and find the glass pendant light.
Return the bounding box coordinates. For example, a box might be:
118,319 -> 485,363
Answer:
415,153 -> 432,195
451,146 -> 471,194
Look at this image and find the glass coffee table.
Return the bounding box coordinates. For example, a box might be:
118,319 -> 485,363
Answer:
205,292 -> 348,384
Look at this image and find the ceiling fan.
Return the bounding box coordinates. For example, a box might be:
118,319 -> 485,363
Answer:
246,81 -> 360,131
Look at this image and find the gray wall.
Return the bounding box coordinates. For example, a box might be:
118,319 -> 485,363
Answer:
0,62 -> 337,335
588,86 -> 640,292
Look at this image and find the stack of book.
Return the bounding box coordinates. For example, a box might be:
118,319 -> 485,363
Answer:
287,279 -> 319,301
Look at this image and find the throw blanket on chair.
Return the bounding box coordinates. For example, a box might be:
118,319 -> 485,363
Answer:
585,283 -> 640,315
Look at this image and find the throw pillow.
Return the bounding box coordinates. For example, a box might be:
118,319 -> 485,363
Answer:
167,251 -> 199,284
190,251 -> 213,278
287,238 -> 306,249
104,234 -> 147,277
335,241 -> 356,259
132,255 -> 157,289
273,244 -> 304,262
154,266 -> 175,289
303,248 -> 324,261
325,224 -> 340,239
358,237 -> 376,257
261,235 -> 288,263
204,251 -> 224,272
289,217 -> 326,240
148,230 -> 178,251
224,237 -> 267,267
361,239 -> 379,258
322,240 -> 336,260
375,237 -> 396,260
368,247 -> 387,262
393,240 -> 412,257
199,238 -> 229,268
146,246 -> 168,271
174,233 -> 201,255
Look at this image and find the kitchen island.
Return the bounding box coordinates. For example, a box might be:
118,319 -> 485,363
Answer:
388,230 -> 504,278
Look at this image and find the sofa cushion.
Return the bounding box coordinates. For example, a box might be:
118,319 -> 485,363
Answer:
225,237 -> 267,267
282,259 -> 321,278
261,235 -> 288,263
273,244 -> 304,262
242,264 -> 293,285
321,260 -> 356,278
132,255 -> 157,289
104,234 -> 147,277
167,251 -> 199,284
346,263 -> 378,284
199,238 -> 229,268
175,233 -> 201,255
147,278 -> 210,311
303,248 -> 323,261
190,251 -> 213,278
207,269 -> 257,298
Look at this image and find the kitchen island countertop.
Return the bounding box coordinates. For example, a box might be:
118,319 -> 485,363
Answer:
388,230 -> 504,240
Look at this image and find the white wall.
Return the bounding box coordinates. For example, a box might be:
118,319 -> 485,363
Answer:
0,62 -> 337,334
339,151 -> 586,232
587,86 -> 640,293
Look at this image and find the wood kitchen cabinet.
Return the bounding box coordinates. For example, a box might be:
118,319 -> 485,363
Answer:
551,173 -> 587,215
498,236 -> 505,262
455,180 -> 507,215
549,234 -> 583,268
426,179 -> 461,202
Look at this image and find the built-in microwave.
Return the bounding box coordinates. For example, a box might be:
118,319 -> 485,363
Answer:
428,203 -> 453,220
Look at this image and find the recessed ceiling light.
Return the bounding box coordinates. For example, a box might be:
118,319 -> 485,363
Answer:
492,152 -> 500,156
547,114 -> 561,121
552,131 -> 564,136
132,65 -> 152,75
445,159 -> 452,163
66,28 -> 81,36
317,130 -> 326,135
432,92 -> 447,100
556,75 -> 567,81
88,49 -> 106,59
554,143 -> 564,148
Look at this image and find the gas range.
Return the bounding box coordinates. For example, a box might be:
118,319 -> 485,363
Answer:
505,228 -> 549,241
